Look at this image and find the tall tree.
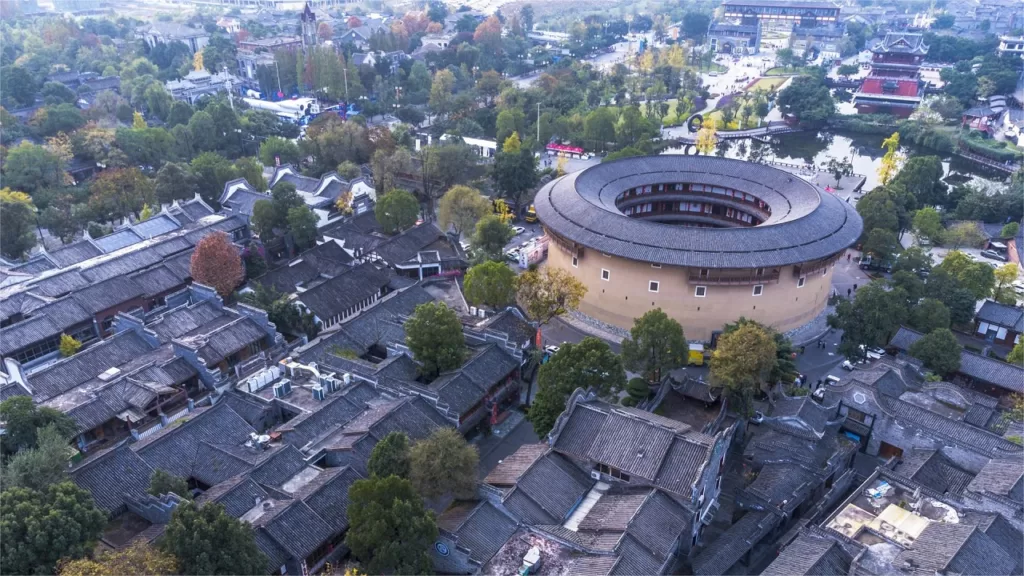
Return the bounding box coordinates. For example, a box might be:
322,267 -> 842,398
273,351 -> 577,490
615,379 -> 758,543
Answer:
57,542 -> 178,576
529,337 -> 626,436
370,148 -> 413,198
1,425 -> 72,492
992,263 -> 1019,305
0,483 -> 106,576
2,143 -> 65,195
155,162 -> 199,204
828,283 -> 909,359
405,302 -> 465,378
621,308 -> 687,382
0,397 -> 77,456
463,261 -> 517,308
287,205 -> 319,250
148,470 -> 191,499
409,428 -> 479,499
438,185 -> 490,238
877,132 -> 902,186
367,431 -> 411,479
88,168 -> 156,222
723,318 -> 797,384
709,322 -> 777,416
375,189 -> 419,235
345,475 -> 437,575
516,267 -> 587,325
935,250 -> 995,300
162,502 -> 267,576
258,136 -> 300,167
909,298 -> 951,333
470,214 -> 514,262
908,328 -> 961,376
190,152 -> 238,206
0,189 -> 38,260
190,231 -> 244,298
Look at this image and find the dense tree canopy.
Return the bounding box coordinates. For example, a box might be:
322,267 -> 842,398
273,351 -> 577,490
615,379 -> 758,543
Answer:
162,502 -> 268,576
409,428 -> 479,499
345,475 -> 437,575
367,431 -> 412,479
405,302 -> 465,378
621,309 -> 687,382
530,337 -> 626,436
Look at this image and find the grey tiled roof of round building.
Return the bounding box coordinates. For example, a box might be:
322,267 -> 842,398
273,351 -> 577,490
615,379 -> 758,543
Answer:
534,156 -> 863,268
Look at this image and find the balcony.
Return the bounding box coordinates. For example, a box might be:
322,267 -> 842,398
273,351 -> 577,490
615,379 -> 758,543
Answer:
688,269 -> 780,285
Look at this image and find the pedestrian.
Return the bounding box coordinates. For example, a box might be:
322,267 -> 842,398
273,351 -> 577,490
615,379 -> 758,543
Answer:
853,284 -> 858,291
847,253 -> 851,262
847,287 -> 852,298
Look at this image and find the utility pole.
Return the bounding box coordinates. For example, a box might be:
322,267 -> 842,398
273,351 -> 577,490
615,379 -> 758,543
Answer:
343,65 -> 349,101
274,61 -> 282,96
537,102 -> 541,144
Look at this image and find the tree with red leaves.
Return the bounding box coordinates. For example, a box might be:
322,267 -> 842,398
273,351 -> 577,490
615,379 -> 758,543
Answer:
347,15 -> 362,28
473,16 -> 503,52
190,231 -> 244,298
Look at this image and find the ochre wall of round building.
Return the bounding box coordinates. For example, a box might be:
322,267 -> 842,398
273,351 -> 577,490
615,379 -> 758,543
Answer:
547,240 -> 834,342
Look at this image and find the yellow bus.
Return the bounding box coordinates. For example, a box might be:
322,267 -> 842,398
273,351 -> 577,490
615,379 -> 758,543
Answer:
525,204 -> 538,223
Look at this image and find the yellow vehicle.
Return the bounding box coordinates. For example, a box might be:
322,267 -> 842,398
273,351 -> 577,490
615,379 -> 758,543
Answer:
687,343 -> 705,366
524,204 -> 538,223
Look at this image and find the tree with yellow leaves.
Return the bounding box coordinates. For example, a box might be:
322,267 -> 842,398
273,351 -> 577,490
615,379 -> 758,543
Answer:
335,189 -> 354,215
57,542 -> 178,576
556,155 -> 568,177
878,131 -> 902,185
193,50 -> 204,72
695,118 -> 718,155
132,111 -> 146,129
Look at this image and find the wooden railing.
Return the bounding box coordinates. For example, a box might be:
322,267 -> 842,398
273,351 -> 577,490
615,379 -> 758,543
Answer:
688,269 -> 780,285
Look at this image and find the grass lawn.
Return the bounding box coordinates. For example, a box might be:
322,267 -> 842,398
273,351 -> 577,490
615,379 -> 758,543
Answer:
747,77 -> 787,92
765,66 -> 816,77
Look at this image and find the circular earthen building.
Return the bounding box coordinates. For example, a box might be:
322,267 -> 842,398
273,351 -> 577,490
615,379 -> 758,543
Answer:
534,156 -> 863,341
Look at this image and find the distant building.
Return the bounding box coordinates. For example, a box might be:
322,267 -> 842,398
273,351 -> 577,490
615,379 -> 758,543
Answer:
708,0 -> 843,55
165,69 -> 241,104
854,32 -> 929,118
999,36 -> 1024,59
137,21 -> 209,54
300,2 -> 319,52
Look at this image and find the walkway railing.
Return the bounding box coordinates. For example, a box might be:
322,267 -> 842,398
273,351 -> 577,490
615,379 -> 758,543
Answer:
954,148 -> 1021,174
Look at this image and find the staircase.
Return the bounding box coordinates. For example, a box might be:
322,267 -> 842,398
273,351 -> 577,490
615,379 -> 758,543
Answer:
563,482 -> 611,531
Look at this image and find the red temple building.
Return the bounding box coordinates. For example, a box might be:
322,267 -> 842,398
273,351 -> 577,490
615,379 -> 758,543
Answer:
853,33 -> 929,118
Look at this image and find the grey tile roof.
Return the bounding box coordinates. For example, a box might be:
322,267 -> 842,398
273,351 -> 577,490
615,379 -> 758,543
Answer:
300,466 -> 362,535
579,493 -> 648,531
0,297 -> 93,355
192,318 -> 268,366
447,501 -> 519,564
503,487 -> 559,525
966,457 -> 1024,500
878,394 -> 1022,457
534,157 -> 862,268
976,300 -> 1024,330
372,223 -> 446,265
611,534 -> 664,575
203,477 -> 272,517
32,270 -> 91,297
625,490 -> 689,561
691,510 -> 781,575
896,449 -> 974,496
248,445 -> 308,488
253,241 -> 353,294
970,513 -> 1023,573
761,530 -> 853,576
71,275 -> 144,314
28,331 -> 156,401
296,262 -> 391,321
484,443 -> 548,486
770,395 -> 832,434
894,522 -> 1017,575
553,402 -> 712,498
69,444 -> 154,513
430,344 -> 519,416
890,327 -> 1024,393
743,463 -> 814,513
94,228 -> 145,253
672,376 -> 719,402
505,452 -> 593,524
133,215 -> 181,238
48,240 -> 102,267
277,388 -> 366,448
130,265 -> 184,297
260,501 -> 334,561
134,403 -> 260,482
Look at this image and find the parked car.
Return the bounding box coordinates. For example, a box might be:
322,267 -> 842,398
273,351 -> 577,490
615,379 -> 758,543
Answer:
505,249 -> 520,262
980,250 -> 1007,262
859,256 -> 893,273
749,411 -> 764,424
543,344 -> 561,355
812,388 -> 825,402
511,226 -> 526,236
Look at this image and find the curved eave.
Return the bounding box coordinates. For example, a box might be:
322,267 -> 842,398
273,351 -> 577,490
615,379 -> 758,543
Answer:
535,156 -> 863,269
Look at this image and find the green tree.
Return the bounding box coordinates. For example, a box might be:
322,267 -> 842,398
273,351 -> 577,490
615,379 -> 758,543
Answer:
258,136 -> 301,167
39,194 -> 85,245
162,502 -> 267,576
233,157 -> 266,191
337,161 -> 361,180
0,396 -> 77,455
709,322 -> 777,416
59,334 -> 81,357
251,182 -> 304,242
463,261 -> 517,308
935,250 -> 995,300
405,302 -> 465,378
828,283 -> 909,360
367,431 -> 411,479
166,100 -> 194,128
148,470 -> 191,499
57,542 -> 178,576
894,246 -> 933,275
776,76 -> 835,127
516,267 -> 587,325
924,268 -> 978,325
945,221 -> 987,250
287,205 -> 319,250
493,137 -> 539,212
1007,342 -> 1023,366
186,110 -> 217,151
1,65 -> 38,107
891,156 -> 946,207
471,214 -> 514,262
856,187 -> 900,238
1,425 -> 72,492
496,109 -> 526,146
88,168 -> 157,222
584,108 -> 618,151
2,143 -> 66,195
529,337 -> 626,437
912,207 -> 944,244
1,483 -> 105,575
621,308 -> 687,382
345,475 -> 437,575
910,298 -> 951,333
190,152 -> 238,206
0,189 -> 38,260
438,185 -> 490,238
822,157 -> 854,187
908,328 -> 961,376
409,428 -> 479,499
155,162 -> 199,204
375,189 -> 419,235
992,263 -> 1020,305
723,318 -> 798,384
863,228 -> 900,261
999,222 -> 1020,239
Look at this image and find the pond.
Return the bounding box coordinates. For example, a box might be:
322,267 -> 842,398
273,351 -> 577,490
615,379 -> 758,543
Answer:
664,131 -> 1011,191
